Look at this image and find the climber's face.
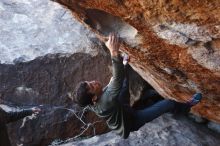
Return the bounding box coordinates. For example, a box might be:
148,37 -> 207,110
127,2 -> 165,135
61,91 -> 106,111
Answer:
86,80 -> 103,98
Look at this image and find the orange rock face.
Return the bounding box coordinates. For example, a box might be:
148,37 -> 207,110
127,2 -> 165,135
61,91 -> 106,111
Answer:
55,0 -> 220,123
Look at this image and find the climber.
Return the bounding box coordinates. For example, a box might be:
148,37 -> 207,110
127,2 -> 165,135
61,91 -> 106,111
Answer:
75,33 -> 202,139
0,103 -> 41,146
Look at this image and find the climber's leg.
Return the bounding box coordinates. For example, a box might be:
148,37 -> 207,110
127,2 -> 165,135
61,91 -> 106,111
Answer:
131,99 -> 176,131
131,93 -> 202,131
172,93 -> 203,113
139,89 -> 160,101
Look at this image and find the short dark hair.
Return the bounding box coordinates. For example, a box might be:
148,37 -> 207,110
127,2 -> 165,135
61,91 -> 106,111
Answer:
75,81 -> 94,107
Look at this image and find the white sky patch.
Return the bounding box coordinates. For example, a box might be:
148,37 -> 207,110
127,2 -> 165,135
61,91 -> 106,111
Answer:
0,0 -> 96,64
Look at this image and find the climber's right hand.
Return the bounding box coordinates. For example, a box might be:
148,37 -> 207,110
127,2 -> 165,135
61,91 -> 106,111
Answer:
105,33 -> 120,57
31,107 -> 41,114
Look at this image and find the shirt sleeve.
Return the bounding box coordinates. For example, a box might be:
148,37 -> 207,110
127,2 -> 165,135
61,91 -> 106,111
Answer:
5,108 -> 33,123
106,55 -> 125,99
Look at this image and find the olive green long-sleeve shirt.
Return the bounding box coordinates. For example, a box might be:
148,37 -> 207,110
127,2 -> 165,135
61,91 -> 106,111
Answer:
90,56 -> 132,139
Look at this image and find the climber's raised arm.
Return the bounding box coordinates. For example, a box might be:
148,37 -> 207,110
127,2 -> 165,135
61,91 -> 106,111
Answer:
105,33 -> 125,98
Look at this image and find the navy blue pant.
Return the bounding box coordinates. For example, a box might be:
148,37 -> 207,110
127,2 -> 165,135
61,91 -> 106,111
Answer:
118,79 -> 190,131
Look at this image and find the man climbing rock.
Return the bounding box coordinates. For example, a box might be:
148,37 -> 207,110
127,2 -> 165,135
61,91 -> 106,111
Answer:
0,103 -> 41,146
75,33 -> 202,139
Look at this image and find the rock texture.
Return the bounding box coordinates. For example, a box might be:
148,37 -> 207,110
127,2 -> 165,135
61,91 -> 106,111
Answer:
0,53 -> 111,145
59,114 -> 220,146
0,0 -> 113,145
0,1 -> 153,145
0,0 -> 98,64
55,0 -> 220,123
1,0 -> 220,145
